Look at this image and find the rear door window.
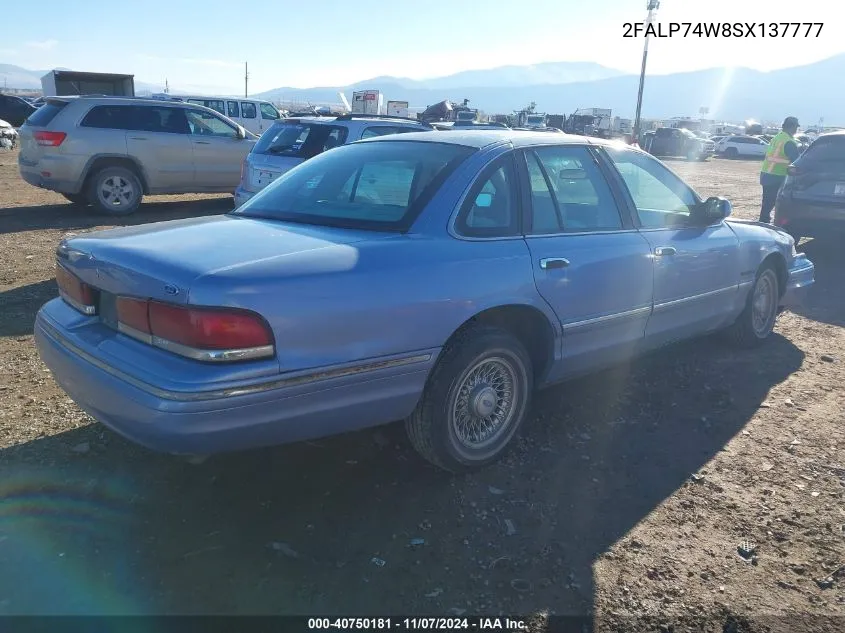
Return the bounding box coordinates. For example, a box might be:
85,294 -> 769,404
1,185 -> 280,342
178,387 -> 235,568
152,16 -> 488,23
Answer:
135,107 -> 190,134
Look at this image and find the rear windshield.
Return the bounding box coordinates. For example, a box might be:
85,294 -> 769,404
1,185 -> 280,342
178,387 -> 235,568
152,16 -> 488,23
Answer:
253,121 -> 346,157
232,140 -> 475,231
797,136 -> 845,163
25,102 -> 67,127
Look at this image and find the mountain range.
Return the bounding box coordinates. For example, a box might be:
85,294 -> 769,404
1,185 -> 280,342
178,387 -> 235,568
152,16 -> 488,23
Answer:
3,55 -> 843,124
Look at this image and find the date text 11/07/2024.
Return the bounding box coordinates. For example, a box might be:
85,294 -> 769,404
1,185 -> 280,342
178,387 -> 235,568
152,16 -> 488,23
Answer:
622,22 -> 824,38
307,617 -> 528,630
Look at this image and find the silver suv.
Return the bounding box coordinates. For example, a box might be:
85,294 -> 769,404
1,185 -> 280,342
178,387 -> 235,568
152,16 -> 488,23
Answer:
234,114 -> 433,207
18,96 -> 257,215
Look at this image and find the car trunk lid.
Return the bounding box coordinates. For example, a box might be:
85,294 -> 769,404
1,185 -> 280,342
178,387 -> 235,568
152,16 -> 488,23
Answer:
56,214 -> 381,306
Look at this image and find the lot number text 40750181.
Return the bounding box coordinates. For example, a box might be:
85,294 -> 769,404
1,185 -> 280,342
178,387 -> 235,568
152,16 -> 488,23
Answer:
623,22 -> 824,38
307,617 -> 528,630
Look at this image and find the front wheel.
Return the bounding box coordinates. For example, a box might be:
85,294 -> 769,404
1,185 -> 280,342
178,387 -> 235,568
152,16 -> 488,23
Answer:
725,147 -> 739,159
726,265 -> 780,348
405,325 -> 533,472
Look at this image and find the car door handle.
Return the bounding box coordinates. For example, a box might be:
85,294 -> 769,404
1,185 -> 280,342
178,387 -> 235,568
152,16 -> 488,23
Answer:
129,136 -> 147,141
195,140 -> 211,145
539,257 -> 570,270
654,246 -> 677,256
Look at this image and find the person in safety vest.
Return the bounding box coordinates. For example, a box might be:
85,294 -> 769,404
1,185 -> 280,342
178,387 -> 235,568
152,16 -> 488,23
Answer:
759,116 -> 801,223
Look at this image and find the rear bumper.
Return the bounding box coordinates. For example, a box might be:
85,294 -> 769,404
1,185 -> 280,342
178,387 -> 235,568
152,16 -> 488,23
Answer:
233,186 -> 255,209
18,157 -> 83,194
774,198 -> 845,238
35,307 -> 436,456
779,254 -> 815,309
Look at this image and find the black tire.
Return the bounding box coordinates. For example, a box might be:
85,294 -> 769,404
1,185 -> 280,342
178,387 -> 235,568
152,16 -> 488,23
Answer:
405,325 -> 533,472
725,147 -> 739,159
726,264 -> 780,348
87,166 -> 143,216
61,193 -> 89,206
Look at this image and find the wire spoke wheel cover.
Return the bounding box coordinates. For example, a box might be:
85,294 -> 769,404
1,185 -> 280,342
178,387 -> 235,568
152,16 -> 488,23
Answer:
751,269 -> 778,337
449,353 -> 521,456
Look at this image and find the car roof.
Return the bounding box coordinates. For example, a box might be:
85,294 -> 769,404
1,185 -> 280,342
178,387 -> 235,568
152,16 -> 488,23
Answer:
361,129 -> 605,149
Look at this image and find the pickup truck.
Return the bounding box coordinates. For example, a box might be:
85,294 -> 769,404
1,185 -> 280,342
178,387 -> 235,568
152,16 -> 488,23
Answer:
644,127 -> 715,161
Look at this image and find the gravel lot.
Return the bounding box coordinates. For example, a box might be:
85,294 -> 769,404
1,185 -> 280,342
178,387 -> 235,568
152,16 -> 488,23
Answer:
0,148 -> 843,631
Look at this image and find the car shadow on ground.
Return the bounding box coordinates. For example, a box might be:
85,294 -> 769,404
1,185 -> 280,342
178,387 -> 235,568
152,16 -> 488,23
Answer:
0,197 -> 233,236
0,280 -> 57,338
0,331 -> 805,616
788,237 -> 845,327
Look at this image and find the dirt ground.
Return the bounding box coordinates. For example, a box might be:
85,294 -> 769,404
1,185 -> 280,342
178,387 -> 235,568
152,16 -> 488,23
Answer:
0,147 -> 842,631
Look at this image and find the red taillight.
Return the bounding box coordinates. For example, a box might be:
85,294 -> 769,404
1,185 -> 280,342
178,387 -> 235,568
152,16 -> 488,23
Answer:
115,298 -> 273,362
34,131 -> 67,147
55,264 -> 97,315
116,297 -> 151,334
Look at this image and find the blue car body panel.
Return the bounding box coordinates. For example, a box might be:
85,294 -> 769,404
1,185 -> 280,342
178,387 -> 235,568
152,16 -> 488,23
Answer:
34,131 -> 815,456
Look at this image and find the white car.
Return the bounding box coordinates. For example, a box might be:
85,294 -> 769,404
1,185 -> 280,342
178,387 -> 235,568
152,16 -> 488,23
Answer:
0,118 -> 18,149
716,135 -> 769,158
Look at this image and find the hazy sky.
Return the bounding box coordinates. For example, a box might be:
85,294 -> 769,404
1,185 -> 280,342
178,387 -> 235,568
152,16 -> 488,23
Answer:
1,0 -> 842,93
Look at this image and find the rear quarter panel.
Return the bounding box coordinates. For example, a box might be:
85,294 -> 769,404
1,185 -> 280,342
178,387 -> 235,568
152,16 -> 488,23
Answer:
188,234 -> 556,374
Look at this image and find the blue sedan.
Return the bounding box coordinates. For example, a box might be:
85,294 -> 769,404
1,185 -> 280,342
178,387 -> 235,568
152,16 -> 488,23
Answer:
35,131 -> 815,472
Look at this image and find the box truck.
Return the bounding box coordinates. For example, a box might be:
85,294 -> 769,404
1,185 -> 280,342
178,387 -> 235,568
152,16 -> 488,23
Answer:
352,90 -> 383,115
41,70 -> 135,97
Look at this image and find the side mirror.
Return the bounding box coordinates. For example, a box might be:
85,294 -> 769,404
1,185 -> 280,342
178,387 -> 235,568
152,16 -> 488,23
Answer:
701,196 -> 732,223
235,125 -> 246,140
474,192 -> 493,208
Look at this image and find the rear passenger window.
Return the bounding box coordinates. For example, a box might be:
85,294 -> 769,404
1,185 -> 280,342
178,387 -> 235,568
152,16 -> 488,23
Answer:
455,156 -> 519,238
241,102 -> 257,119
227,101 -> 240,118
132,107 -> 189,134
525,146 -> 622,233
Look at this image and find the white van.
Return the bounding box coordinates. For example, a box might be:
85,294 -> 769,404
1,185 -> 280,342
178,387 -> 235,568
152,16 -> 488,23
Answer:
153,95 -> 283,135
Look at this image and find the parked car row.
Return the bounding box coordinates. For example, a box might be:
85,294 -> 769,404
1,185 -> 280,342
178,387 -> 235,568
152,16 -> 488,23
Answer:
17,95 -> 441,215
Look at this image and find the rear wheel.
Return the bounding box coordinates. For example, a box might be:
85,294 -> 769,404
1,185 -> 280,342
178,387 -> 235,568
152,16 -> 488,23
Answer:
87,166 -> 143,216
405,325 -> 533,472
726,265 -> 780,348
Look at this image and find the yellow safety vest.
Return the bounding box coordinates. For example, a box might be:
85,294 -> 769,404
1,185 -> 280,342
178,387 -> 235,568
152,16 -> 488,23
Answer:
760,131 -> 794,177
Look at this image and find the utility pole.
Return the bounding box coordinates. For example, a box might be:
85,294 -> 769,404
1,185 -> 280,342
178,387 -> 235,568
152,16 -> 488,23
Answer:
632,0 -> 660,145
165,79 -> 169,95
244,62 -> 249,98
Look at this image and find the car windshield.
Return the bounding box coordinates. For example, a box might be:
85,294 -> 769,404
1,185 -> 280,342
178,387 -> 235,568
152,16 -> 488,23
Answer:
232,140 -> 475,231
